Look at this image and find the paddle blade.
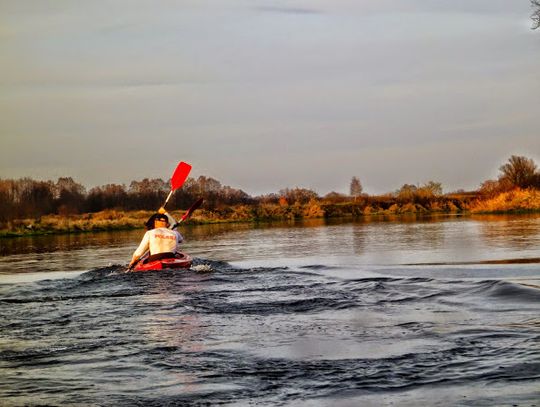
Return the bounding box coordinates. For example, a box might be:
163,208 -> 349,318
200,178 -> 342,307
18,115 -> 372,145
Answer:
170,162 -> 192,190
181,197 -> 204,222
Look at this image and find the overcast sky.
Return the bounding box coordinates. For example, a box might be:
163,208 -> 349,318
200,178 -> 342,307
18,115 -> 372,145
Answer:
1,0 -> 539,195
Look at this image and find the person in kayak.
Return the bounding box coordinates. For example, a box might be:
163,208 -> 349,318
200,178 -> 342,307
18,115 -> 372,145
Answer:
128,208 -> 184,269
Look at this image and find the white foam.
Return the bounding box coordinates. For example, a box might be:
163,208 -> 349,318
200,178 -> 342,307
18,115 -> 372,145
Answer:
191,264 -> 213,272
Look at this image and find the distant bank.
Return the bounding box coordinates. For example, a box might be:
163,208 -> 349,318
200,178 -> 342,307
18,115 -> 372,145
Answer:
2,155 -> 540,237
1,188 -> 539,237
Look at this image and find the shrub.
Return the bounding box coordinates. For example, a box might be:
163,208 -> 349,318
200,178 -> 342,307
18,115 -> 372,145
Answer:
470,188 -> 540,213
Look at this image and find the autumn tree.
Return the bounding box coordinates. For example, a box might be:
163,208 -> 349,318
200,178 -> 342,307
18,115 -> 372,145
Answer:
172,176 -> 252,209
0,179 -> 19,223
55,177 -> 86,214
350,177 -> 363,197
87,184 -> 128,212
323,191 -> 348,203
128,178 -> 168,209
498,155 -> 538,189
479,180 -> 504,198
20,180 -> 55,218
394,184 -> 416,204
193,176 -> 223,209
421,181 -> 443,196
278,188 -> 319,204
256,193 -> 280,205
395,181 -> 442,205
219,185 -> 252,205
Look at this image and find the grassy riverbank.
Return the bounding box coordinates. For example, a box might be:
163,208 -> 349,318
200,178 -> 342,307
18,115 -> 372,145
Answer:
0,210 -> 149,237
1,188 -> 539,238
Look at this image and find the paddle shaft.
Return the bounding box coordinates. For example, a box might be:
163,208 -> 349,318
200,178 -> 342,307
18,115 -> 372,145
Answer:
175,197 -> 203,227
163,190 -> 174,208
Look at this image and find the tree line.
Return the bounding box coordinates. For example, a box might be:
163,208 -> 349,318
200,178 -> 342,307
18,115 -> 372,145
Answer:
0,176 -> 253,225
1,155 -> 539,226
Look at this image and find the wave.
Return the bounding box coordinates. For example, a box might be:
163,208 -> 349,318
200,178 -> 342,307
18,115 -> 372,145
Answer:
1,259 -> 539,406
404,257 -> 540,266
482,280 -> 540,302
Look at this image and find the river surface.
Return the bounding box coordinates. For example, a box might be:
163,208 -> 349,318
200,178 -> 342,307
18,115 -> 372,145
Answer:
0,215 -> 539,406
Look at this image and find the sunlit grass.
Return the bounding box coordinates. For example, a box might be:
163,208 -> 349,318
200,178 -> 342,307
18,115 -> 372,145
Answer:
1,189 -> 539,237
468,188 -> 540,213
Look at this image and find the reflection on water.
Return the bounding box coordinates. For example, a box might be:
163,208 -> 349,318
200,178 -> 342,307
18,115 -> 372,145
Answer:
474,214 -> 540,250
1,214 -> 540,275
0,214 -> 539,405
0,230 -> 140,256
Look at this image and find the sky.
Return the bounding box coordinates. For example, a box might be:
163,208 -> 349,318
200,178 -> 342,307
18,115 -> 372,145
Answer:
1,0 -> 539,196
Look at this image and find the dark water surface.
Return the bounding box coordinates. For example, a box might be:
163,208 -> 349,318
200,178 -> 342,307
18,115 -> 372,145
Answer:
1,215 -> 539,406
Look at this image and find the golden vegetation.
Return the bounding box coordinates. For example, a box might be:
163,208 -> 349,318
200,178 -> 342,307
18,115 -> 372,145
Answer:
468,189 -> 540,213
1,188 -> 539,237
1,155 -> 540,237
0,210 -> 150,237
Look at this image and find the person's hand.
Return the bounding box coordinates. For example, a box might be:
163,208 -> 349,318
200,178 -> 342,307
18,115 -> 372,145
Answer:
158,207 -> 166,214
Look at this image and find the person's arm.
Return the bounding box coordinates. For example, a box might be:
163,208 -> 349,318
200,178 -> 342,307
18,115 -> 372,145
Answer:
175,230 -> 184,244
129,231 -> 150,268
158,207 -> 178,230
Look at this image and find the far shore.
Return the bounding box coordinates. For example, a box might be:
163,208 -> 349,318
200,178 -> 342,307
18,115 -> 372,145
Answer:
2,188 -> 539,238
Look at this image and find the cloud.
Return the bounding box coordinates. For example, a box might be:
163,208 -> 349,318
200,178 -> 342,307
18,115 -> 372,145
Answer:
0,0 -> 538,195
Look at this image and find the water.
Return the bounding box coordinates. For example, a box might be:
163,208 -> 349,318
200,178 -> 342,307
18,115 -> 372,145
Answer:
0,215 -> 539,406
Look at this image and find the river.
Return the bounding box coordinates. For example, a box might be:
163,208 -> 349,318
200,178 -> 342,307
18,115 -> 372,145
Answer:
0,214 -> 539,406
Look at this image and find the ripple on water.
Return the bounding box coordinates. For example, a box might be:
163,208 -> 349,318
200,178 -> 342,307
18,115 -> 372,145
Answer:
0,260 -> 539,405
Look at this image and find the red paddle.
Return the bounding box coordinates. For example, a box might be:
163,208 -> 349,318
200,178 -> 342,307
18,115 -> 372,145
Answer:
163,161 -> 192,208
172,198 -> 204,229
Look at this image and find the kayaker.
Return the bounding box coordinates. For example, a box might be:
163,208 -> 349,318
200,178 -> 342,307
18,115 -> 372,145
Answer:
128,208 -> 184,269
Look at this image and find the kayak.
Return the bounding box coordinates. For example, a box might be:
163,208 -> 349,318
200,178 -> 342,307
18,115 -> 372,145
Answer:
132,252 -> 193,272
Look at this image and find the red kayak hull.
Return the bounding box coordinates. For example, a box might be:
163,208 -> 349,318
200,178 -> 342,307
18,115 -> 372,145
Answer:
133,253 -> 193,272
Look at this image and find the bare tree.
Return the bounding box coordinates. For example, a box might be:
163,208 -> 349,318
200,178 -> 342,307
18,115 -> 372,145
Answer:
87,184 -> 128,212
395,184 -> 418,203
421,181 -> 443,196
55,177 -> 86,214
278,187 -> 319,204
532,0 -> 540,29
324,191 -> 348,203
350,177 -> 363,197
499,155 -> 538,189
